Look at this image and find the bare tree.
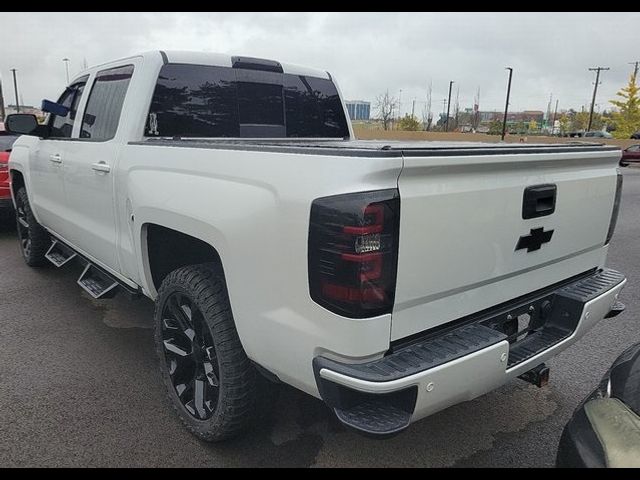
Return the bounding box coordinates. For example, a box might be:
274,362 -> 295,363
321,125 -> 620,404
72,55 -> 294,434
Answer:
375,90 -> 398,130
422,80 -> 433,131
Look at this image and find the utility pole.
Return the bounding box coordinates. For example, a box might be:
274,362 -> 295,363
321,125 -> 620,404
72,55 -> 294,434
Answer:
0,76 -> 5,122
551,99 -> 559,135
501,67 -> 513,141
445,80 -> 454,132
398,89 -> 402,120
411,98 -> 415,118
454,86 -> 460,130
630,61 -> 640,78
442,98 -> 447,130
63,58 -> 70,84
587,66 -> 609,132
10,69 -> 19,113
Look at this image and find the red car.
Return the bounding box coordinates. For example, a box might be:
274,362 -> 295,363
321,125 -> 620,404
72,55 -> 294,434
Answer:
620,144 -> 640,167
0,125 -> 19,211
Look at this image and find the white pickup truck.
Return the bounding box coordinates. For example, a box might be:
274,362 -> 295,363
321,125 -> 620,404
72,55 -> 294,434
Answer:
5,51 -> 627,441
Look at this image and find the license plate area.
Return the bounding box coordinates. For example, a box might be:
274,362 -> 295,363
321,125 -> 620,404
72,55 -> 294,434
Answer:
480,293 -> 569,345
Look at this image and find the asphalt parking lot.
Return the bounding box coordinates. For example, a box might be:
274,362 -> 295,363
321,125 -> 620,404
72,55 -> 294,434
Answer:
0,168 -> 638,467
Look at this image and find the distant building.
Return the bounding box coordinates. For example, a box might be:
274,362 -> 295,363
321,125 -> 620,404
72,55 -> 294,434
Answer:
345,100 -> 370,121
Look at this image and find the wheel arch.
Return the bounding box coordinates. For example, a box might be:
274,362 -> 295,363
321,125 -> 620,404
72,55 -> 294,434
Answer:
141,221 -> 229,298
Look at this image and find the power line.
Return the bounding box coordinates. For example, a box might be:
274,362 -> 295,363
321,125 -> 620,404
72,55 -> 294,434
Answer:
587,66 -> 609,132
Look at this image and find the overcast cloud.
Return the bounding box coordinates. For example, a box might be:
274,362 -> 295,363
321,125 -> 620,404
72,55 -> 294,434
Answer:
1,12 -> 639,117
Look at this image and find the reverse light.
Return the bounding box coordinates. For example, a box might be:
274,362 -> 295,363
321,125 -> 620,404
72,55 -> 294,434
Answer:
308,189 -> 400,318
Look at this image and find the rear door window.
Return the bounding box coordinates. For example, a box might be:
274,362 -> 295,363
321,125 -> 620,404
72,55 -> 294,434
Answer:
146,63 -> 349,139
81,65 -> 134,141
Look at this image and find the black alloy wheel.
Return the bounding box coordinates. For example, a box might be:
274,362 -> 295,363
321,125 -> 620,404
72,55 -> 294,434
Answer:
15,201 -> 31,258
160,291 -> 221,420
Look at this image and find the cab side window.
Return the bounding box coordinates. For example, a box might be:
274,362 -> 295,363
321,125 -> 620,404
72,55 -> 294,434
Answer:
81,65 -> 134,141
49,76 -> 89,138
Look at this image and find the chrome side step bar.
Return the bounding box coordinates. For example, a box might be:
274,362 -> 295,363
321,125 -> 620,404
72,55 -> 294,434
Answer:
45,240 -> 77,267
44,235 -> 141,300
77,263 -> 120,299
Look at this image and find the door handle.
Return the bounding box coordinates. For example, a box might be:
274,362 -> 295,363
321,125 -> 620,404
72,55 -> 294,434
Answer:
91,162 -> 111,173
49,154 -> 63,164
522,184 -> 557,219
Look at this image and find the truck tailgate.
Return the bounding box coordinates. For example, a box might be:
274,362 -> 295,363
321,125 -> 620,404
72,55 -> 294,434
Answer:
392,147 -> 621,341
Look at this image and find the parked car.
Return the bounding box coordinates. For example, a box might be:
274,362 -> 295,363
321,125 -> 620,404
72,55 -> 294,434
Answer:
0,125 -> 19,212
583,131 -> 613,139
4,51 -> 627,442
630,131 -> 640,140
566,131 -> 613,139
620,145 -> 640,167
556,342 -> 640,467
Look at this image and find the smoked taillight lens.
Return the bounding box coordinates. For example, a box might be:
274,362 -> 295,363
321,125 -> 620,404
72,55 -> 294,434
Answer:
308,189 -> 400,318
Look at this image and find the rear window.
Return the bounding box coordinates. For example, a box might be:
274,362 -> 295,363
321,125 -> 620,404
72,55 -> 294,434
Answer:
146,63 -> 349,139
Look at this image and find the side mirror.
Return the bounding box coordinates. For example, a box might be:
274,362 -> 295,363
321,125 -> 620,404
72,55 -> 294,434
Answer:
5,114 -> 39,135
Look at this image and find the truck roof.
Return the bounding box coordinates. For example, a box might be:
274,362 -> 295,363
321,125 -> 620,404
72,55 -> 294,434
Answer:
77,50 -> 331,80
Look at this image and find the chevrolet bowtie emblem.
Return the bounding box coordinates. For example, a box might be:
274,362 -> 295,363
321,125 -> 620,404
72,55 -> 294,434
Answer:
516,227 -> 554,252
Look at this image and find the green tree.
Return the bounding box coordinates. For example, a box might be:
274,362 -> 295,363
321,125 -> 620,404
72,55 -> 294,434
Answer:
558,114 -> 570,136
609,73 -> 640,139
398,114 -> 421,131
488,120 -> 502,135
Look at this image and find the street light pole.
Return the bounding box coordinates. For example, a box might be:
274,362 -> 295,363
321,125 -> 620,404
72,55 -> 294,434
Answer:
445,80 -> 454,132
587,66 -> 609,132
63,58 -> 70,84
10,69 -> 19,113
501,67 -> 513,141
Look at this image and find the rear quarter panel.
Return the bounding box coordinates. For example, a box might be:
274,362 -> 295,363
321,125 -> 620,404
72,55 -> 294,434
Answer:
121,143 -> 402,396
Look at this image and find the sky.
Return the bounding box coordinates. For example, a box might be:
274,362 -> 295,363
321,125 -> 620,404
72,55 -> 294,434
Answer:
1,12 -> 639,119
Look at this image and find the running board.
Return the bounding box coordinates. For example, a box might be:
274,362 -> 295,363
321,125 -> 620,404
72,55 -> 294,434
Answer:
77,264 -> 120,299
45,240 -> 77,267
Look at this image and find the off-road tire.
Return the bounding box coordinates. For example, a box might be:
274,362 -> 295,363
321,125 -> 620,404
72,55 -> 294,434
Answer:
154,263 -> 258,441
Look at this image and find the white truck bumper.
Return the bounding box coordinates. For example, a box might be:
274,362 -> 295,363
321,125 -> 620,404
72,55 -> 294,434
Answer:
313,269 -> 626,436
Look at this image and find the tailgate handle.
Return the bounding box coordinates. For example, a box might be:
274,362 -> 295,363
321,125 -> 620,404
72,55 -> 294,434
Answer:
522,184 -> 557,219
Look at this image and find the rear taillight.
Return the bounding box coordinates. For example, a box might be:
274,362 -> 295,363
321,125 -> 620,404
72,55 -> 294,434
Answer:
0,152 -> 8,172
605,171 -> 623,245
308,189 -> 400,318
